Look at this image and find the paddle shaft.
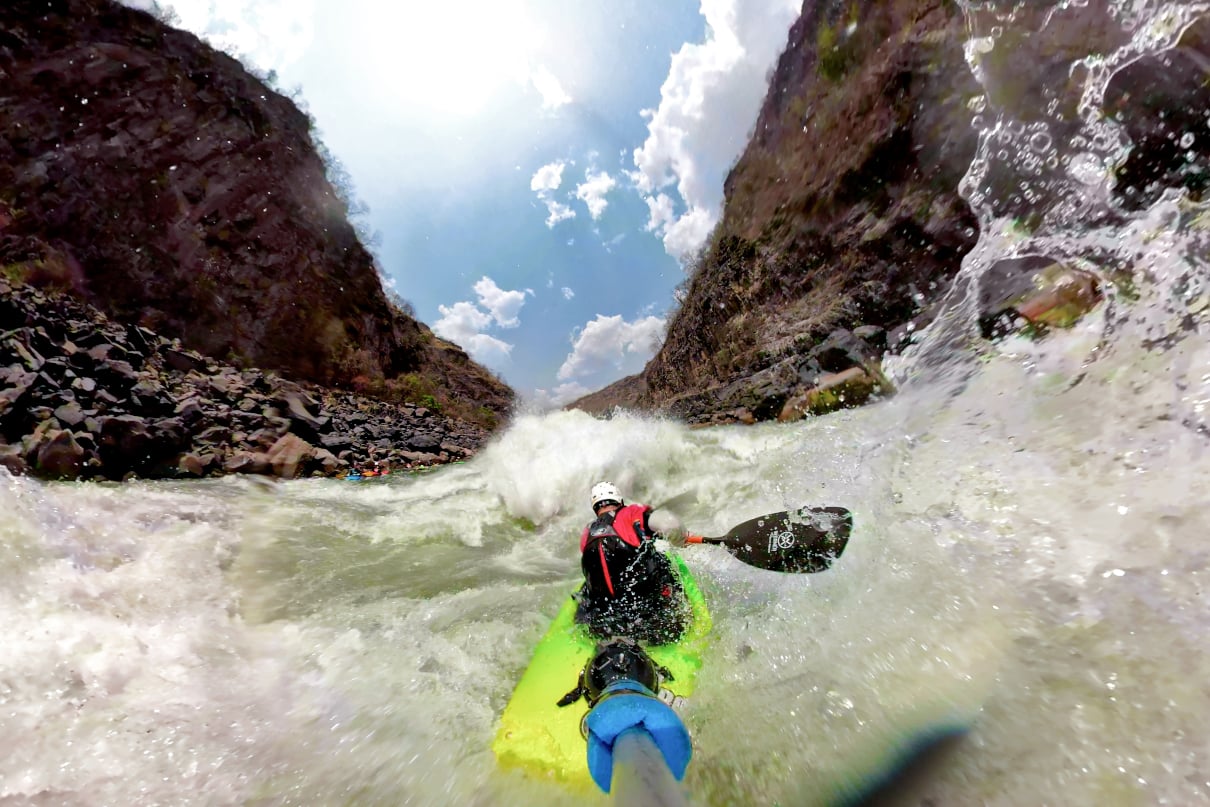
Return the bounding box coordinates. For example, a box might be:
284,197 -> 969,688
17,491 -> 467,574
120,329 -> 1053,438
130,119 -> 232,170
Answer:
610,727 -> 690,807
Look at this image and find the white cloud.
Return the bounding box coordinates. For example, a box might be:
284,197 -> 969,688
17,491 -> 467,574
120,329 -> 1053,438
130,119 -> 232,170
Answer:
662,206 -> 716,259
530,160 -> 566,193
528,382 -> 593,410
474,276 -> 529,327
575,169 -> 618,220
531,160 -> 577,228
633,0 -> 799,259
433,302 -> 513,365
562,287 -> 575,300
531,66 -> 572,109
544,200 -> 576,228
644,193 -> 677,233
557,314 -> 665,380
433,276 -> 531,367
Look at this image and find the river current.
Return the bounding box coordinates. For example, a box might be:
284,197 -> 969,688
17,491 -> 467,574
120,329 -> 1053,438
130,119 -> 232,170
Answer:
3,1 -> 1210,805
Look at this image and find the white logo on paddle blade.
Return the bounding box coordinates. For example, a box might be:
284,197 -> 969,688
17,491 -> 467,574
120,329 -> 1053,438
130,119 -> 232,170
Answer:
769,529 -> 796,552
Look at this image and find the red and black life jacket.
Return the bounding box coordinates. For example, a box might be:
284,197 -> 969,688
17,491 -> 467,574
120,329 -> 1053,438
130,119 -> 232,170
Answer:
579,504 -> 673,601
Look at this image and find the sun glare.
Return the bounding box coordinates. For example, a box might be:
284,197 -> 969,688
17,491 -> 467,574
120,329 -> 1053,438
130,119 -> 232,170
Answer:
363,0 -> 543,118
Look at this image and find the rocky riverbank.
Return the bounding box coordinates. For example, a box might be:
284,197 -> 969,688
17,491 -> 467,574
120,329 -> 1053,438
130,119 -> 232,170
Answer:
0,279 -> 497,481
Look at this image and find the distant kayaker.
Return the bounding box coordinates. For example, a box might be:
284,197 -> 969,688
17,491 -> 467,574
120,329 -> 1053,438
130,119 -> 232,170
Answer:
575,482 -> 689,644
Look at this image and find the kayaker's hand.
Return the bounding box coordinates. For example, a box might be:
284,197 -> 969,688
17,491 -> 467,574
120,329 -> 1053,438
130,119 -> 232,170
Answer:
648,509 -> 682,535
662,528 -> 688,548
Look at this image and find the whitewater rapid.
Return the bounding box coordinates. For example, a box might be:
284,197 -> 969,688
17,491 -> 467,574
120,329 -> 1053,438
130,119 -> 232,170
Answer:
3,300 -> 1208,805
5,0 -> 1210,804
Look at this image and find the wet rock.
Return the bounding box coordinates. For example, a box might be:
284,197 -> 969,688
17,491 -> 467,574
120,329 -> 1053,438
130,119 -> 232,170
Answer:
34,429 -> 86,479
810,329 -> 875,373
707,358 -> 802,423
852,325 -> 887,353
0,443 -> 27,475
979,258 -> 1102,340
778,365 -> 891,422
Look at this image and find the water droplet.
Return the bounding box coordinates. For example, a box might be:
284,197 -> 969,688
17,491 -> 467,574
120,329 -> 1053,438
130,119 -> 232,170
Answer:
1180,132 -> 1195,148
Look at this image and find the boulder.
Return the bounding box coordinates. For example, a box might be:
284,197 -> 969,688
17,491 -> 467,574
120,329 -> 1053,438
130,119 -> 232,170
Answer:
778,365 -> 891,422
163,347 -> 208,374
400,450 -> 440,465
0,368 -> 36,418
34,429 -> 86,479
96,414 -> 158,474
223,450 -> 272,475
98,358 -> 139,391
71,376 -> 97,394
406,431 -> 443,452
313,447 -> 344,475
0,443 -> 27,475
809,329 -> 874,373
265,432 -> 315,479
177,452 -> 213,477
52,400 -> 87,427
979,259 -> 1103,339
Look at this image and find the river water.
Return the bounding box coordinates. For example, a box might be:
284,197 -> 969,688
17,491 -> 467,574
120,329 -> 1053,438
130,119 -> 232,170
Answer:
3,1 -> 1210,805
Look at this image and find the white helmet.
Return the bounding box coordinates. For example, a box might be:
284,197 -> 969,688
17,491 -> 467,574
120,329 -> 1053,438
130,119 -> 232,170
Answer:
590,481 -> 623,509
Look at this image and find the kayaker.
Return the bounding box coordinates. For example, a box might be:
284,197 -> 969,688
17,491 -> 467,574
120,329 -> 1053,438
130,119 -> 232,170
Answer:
575,482 -> 689,644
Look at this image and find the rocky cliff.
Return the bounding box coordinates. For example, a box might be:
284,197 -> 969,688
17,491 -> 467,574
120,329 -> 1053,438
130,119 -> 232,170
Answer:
574,0 -> 1210,425
0,0 -> 512,422
574,0 -> 981,423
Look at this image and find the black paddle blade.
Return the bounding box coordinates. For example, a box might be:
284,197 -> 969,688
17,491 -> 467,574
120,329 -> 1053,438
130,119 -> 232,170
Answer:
700,506 -> 852,573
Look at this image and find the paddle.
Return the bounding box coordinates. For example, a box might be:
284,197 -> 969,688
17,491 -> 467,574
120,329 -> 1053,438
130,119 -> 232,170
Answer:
684,506 -> 851,573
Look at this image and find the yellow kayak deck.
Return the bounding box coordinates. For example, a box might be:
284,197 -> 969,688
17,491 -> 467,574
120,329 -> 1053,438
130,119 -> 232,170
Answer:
493,554 -> 712,790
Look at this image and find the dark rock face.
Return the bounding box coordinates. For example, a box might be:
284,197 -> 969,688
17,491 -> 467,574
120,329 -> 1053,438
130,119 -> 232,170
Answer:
0,0 -> 512,418
0,279 -> 492,481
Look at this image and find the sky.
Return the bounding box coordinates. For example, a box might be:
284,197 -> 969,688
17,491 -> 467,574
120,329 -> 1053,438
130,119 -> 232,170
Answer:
122,0 -> 802,406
